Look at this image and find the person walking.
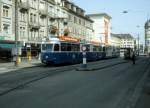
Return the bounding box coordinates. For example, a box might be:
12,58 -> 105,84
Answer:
132,52 -> 135,64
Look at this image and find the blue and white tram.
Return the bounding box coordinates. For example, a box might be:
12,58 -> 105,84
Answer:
41,38 -> 104,65
41,38 -> 119,65
41,38 -> 82,64
103,45 -> 120,58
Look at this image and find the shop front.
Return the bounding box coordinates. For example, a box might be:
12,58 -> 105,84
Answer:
0,33 -> 15,61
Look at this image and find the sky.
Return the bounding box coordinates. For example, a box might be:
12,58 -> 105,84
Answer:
72,0 -> 150,44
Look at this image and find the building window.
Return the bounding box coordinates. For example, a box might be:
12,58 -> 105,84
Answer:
3,6 -> 9,17
68,14 -> 72,21
20,12 -> 26,22
33,0 -> 37,9
74,17 -> 77,23
20,27 -> 26,39
79,19 -> 81,25
34,14 -> 36,23
3,24 -> 10,33
30,13 -> 33,22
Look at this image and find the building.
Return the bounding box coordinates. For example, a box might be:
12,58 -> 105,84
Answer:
17,0 -> 94,56
0,0 -> 94,60
111,33 -> 121,47
145,19 -> 150,55
120,34 -> 135,49
139,43 -> 145,54
0,0 -> 14,60
87,13 -> 111,46
62,0 -> 94,43
111,33 -> 135,49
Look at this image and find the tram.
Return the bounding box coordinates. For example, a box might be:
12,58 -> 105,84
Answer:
41,37 -> 120,65
120,48 -> 133,59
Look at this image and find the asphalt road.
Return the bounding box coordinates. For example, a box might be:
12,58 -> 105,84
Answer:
0,57 -> 149,108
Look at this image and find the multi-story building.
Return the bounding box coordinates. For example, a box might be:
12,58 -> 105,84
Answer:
111,33 -> 135,50
0,0 -> 93,59
19,0 -> 94,55
0,0 -> 14,60
62,0 -> 93,43
111,33 -> 121,47
87,13 -> 111,46
145,19 -> 150,55
120,34 -> 135,49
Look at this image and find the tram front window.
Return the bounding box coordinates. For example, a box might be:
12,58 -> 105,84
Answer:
42,44 -> 53,51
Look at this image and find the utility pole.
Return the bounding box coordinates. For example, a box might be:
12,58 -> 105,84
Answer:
15,0 -> 20,66
138,33 -> 140,56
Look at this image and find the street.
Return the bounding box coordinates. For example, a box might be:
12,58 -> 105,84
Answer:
0,57 -> 149,108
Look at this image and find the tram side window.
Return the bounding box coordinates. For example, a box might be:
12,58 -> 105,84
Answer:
86,45 -> 90,52
103,47 -> 106,52
93,46 -> 96,52
76,44 -> 80,51
61,43 -> 67,51
93,46 -> 99,52
99,46 -> 102,51
67,43 -> 71,51
71,44 -> 80,51
61,43 -> 71,51
54,44 -> 60,51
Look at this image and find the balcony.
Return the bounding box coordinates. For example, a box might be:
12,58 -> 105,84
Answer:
48,0 -> 56,5
48,12 -> 57,19
29,22 -> 40,29
19,1 -> 30,11
39,8 -> 48,17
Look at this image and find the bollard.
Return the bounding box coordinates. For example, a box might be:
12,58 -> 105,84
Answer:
27,51 -> 31,63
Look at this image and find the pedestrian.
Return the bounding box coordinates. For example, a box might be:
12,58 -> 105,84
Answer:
132,52 -> 135,64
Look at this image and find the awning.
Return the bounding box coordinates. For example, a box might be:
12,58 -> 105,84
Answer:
0,43 -> 15,49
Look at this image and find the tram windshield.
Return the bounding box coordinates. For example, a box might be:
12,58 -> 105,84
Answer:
42,44 -> 53,51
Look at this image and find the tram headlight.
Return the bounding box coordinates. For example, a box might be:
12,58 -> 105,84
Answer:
45,55 -> 49,59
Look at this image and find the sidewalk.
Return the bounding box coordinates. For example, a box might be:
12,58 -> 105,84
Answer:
0,58 -> 42,74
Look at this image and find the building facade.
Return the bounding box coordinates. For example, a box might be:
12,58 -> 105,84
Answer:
0,0 -> 14,60
0,0 -> 94,59
111,33 -> 121,47
87,13 -> 111,46
111,33 -> 135,50
18,0 -> 94,56
62,0 -> 93,43
145,19 -> 150,55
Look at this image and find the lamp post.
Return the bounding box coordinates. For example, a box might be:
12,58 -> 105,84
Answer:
15,0 -> 20,66
136,25 -> 140,56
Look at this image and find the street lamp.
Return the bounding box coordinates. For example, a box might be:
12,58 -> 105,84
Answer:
15,0 -> 20,66
136,25 -> 140,56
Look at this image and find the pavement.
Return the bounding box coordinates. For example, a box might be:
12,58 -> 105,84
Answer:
0,57 -> 149,108
134,62 -> 150,108
0,56 -> 150,108
0,58 -> 42,74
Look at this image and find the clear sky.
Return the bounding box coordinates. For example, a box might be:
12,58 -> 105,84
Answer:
72,0 -> 150,44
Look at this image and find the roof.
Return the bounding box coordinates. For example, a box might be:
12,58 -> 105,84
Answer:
111,33 -> 122,39
145,19 -> 150,28
111,33 -> 134,39
87,13 -> 112,19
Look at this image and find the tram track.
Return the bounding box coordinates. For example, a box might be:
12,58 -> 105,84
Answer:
0,58 -> 132,96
